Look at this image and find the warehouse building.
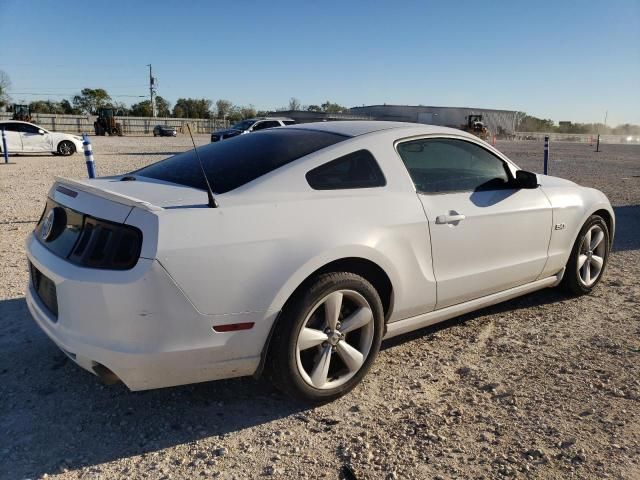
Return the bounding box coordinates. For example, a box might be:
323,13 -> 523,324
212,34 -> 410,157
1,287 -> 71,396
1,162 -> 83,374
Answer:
348,104 -> 521,134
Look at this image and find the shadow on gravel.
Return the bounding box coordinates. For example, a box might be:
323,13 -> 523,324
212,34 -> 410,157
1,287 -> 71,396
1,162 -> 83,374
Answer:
612,205 -> 640,252
0,298 -> 309,479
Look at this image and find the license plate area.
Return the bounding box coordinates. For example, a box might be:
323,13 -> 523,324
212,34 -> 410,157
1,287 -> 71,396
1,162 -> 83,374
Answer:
30,262 -> 59,320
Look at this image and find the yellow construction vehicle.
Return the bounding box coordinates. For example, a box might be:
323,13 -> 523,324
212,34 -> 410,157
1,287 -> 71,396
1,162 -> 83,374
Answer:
460,114 -> 490,140
12,104 -> 32,122
94,108 -> 123,136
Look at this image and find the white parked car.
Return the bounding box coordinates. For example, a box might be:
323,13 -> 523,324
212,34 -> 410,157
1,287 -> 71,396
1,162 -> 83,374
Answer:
0,120 -> 83,156
25,122 -> 614,401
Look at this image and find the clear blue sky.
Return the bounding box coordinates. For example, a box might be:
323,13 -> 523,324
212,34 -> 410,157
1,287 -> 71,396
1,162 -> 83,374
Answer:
2,0 -> 639,124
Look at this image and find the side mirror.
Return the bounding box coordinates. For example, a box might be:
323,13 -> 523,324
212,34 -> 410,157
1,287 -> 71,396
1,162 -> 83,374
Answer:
38,129 -> 45,135
515,170 -> 538,189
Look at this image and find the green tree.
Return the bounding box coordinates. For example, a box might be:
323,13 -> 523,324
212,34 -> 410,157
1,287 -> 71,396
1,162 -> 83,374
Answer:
239,105 -> 257,119
29,100 -> 64,114
307,104 -> 321,112
173,98 -> 212,118
516,115 -> 555,132
0,70 -> 11,108
130,96 -> 171,117
72,88 -> 112,114
155,96 -> 171,117
288,97 -> 301,111
60,99 -> 77,114
214,99 -> 234,119
111,101 -> 130,116
321,101 -> 346,113
227,107 -> 243,123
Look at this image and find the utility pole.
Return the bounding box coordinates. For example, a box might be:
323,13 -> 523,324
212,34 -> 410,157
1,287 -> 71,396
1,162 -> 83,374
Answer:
147,64 -> 157,117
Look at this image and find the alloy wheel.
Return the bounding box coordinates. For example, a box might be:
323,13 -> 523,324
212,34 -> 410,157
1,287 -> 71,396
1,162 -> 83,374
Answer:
59,142 -> 72,155
295,290 -> 374,390
577,225 -> 606,287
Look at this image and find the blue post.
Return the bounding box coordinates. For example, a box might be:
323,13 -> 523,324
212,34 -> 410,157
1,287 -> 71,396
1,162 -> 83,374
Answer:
1,128 -> 8,164
543,135 -> 549,175
82,133 -> 96,178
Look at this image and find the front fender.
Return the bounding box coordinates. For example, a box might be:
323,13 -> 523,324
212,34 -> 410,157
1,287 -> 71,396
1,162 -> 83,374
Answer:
538,182 -> 614,278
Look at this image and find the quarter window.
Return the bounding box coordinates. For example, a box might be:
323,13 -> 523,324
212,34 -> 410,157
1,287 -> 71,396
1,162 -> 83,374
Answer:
306,150 -> 386,190
397,138 -> 511,193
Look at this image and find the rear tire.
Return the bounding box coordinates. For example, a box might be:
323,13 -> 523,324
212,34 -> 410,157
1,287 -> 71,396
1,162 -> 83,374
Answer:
57,140 -> 75,156
267,272 -> 384,402
561,215 -> 610,295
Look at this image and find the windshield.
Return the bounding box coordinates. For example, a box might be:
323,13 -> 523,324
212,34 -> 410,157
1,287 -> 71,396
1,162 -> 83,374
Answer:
230,120 -> 255,131
134,129 -> 347,194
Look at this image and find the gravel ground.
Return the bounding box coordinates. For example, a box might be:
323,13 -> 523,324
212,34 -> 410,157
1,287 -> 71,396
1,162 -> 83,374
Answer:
0,136 -> 639,480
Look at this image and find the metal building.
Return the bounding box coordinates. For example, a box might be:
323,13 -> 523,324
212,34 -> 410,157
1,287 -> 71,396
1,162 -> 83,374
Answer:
268,110 -> 371,123
348,105 -> 521,134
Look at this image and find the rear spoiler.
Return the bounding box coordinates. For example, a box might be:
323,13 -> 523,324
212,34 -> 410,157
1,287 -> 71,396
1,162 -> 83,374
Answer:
54,176 -> 164,212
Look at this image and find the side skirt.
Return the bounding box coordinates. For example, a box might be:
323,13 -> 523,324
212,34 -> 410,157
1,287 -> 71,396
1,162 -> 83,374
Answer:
383,273 -> 561,340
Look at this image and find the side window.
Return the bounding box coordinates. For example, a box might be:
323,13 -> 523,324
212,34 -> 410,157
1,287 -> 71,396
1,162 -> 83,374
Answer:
252,121 -> 280,131
397,138 -> 511,193
282,120 -> 296,126
306,150 -> 386,190
19,123 -> 40,134
1,123 -> 20,132
262,121 -> 282,130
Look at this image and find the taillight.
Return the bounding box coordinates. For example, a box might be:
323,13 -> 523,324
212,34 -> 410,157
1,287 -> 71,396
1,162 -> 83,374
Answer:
69,217 -> 142,270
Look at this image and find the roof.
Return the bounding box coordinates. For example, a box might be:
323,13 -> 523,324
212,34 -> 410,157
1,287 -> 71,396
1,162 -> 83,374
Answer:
251,116 -> 293,121
349,104 -> 519,114
287,120 -> 466,138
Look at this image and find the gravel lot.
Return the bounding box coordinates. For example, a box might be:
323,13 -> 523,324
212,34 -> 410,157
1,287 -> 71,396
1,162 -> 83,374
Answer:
1,136 -> 639,480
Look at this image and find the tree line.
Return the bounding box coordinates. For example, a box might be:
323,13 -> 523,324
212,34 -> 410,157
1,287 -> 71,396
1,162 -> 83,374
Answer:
13,84 -> 348,123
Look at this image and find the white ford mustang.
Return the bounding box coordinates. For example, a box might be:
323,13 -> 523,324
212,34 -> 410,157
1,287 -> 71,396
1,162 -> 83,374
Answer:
25,121 -> 614,401
0,120 -> 83,156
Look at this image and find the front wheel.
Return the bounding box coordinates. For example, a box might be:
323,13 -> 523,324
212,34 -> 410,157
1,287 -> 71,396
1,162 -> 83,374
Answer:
57,140 -> 75,156
268,272 -> 384,402
561,215 -> 610,295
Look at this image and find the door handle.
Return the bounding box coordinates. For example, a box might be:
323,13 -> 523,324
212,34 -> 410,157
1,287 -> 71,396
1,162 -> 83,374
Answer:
435,213 -> 466,224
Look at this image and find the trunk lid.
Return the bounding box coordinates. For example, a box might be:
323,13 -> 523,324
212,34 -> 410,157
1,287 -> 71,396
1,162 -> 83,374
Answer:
52,175 -> 210,218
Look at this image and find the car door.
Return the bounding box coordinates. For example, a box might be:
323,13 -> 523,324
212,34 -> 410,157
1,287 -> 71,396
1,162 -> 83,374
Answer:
396,136 -> 552,309
19,123 -> 51,152
0,123 -> 23,152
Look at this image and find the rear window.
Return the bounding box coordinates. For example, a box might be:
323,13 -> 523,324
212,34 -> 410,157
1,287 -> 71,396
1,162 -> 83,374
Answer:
134,129 -> 347,194
306,150 -> 386,190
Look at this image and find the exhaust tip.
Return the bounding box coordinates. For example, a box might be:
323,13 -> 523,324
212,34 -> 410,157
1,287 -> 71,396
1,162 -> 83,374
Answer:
92,363 -> 121,385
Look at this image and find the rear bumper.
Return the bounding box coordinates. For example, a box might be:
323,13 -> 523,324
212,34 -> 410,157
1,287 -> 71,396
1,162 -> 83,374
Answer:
25,233 -> 277,390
